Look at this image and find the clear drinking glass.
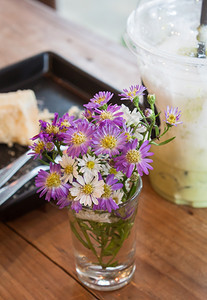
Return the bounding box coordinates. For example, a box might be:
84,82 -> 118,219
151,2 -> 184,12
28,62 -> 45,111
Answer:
125,0 -> 207,207
68,178 -> 142,291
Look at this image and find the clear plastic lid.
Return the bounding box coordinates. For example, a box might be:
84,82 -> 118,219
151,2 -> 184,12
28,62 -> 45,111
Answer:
126,0 -> 206,64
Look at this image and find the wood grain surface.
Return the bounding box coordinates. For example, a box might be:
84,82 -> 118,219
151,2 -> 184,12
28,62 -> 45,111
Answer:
1,0 -> 207,299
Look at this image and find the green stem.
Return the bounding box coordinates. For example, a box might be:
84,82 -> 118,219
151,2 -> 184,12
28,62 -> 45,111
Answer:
77,219 -> 101,264
44,152 -> 55,163
55,141 -> 63,157
70,221 -> 90,249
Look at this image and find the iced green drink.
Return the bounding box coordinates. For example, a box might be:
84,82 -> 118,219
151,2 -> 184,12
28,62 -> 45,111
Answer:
126,0 -> 207,207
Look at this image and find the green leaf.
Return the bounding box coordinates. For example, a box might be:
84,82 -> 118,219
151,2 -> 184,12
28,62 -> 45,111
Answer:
158,136 -> 175,146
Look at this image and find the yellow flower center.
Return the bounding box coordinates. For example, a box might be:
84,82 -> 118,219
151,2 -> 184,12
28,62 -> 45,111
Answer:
45,142 -> 53,151
102,184 -> 112,198
127,90 -> 136,98
61,120 -> 70,127
101,135 -> 117,149
100,111 -> 113,121
113,196 -> 119,204
95,97 -> 105,104
125,132 -> 131,141
46,125 -> 59,135
46,172 -> 61,188
34,141 -> 45,154
64,165 -> 73,174
126,149 -> 140,164
86,161 -> 95,169
167,114 -> 176,124
86,110 -> 92,119
72,131 -> 86,145
67,191 -> 76,201
82,184 -> 94,195
109,167 -> 117,175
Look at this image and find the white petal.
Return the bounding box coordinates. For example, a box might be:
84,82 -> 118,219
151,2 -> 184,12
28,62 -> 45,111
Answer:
70,187 -> 80,196
91,195 -> 98,205
77,175 -> 85,186
71,182 -> 80,188
83,172 -> 93,184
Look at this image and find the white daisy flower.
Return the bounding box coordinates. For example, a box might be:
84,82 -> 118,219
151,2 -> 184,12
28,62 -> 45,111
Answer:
70,174 -> 104,206
101,163 -> 124,180
128,108 -> 143,126
77,154 -> 102,179
112,190 -> 124,205
133,124 -> 146,141
119,104 -> 142,126
59,154 -> 78,183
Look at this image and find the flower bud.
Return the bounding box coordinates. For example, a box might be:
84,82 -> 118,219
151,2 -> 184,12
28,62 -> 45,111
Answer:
133,96 -> 139,107
147,94 -> 156,105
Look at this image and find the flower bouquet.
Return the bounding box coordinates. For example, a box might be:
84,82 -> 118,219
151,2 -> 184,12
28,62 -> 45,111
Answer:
30,84 -> 181,291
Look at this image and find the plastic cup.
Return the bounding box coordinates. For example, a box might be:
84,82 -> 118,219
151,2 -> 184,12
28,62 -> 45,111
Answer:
125,0 -> 207,207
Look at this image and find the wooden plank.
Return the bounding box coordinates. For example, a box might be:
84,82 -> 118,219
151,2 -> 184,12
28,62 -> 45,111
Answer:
0,223 -> 97,300
4,202 -> 153,299
1,0 -> 207,299
0,0 -> 139,91
5,177 -> 207,299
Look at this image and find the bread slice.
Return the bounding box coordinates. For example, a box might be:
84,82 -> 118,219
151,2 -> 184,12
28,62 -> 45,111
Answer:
0,90 -> 39,146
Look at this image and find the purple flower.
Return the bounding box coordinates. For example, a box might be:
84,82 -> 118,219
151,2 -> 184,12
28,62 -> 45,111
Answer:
35,163 -> 69,201
82,107 -> 94,120
114,139 -> 153,177
58,113 -> 75,131
29,132 -> 55,159
93,174 -> 123,213
71,201 -> 83,213
164,106 -> 182,127
119,84 -> 146,102
36,113 -> 65,142
84,91 -> 113,109
29,140 -> 45,159
93,104 -> 124,126
56,190 -> 83,212
92,122 -> 126,157
105,174 -> 123,190
56,189 -> 72,209
39,120 -> 48,132
63,119 -> 95,158
121,123 -> 134,142
83,101 -> 99,111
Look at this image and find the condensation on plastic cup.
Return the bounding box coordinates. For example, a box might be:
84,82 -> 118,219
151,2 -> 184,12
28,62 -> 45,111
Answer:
125,0 -> 207,207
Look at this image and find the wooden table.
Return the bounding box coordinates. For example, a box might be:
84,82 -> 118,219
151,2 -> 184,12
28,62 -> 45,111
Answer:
1,0 -> 207,299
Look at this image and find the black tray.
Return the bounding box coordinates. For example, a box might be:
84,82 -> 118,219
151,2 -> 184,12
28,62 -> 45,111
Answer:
0,51 -> 122,221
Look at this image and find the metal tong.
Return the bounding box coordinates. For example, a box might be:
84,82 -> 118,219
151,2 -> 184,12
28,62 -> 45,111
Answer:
0,151 -> 48,206
0,146 -> 64,206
